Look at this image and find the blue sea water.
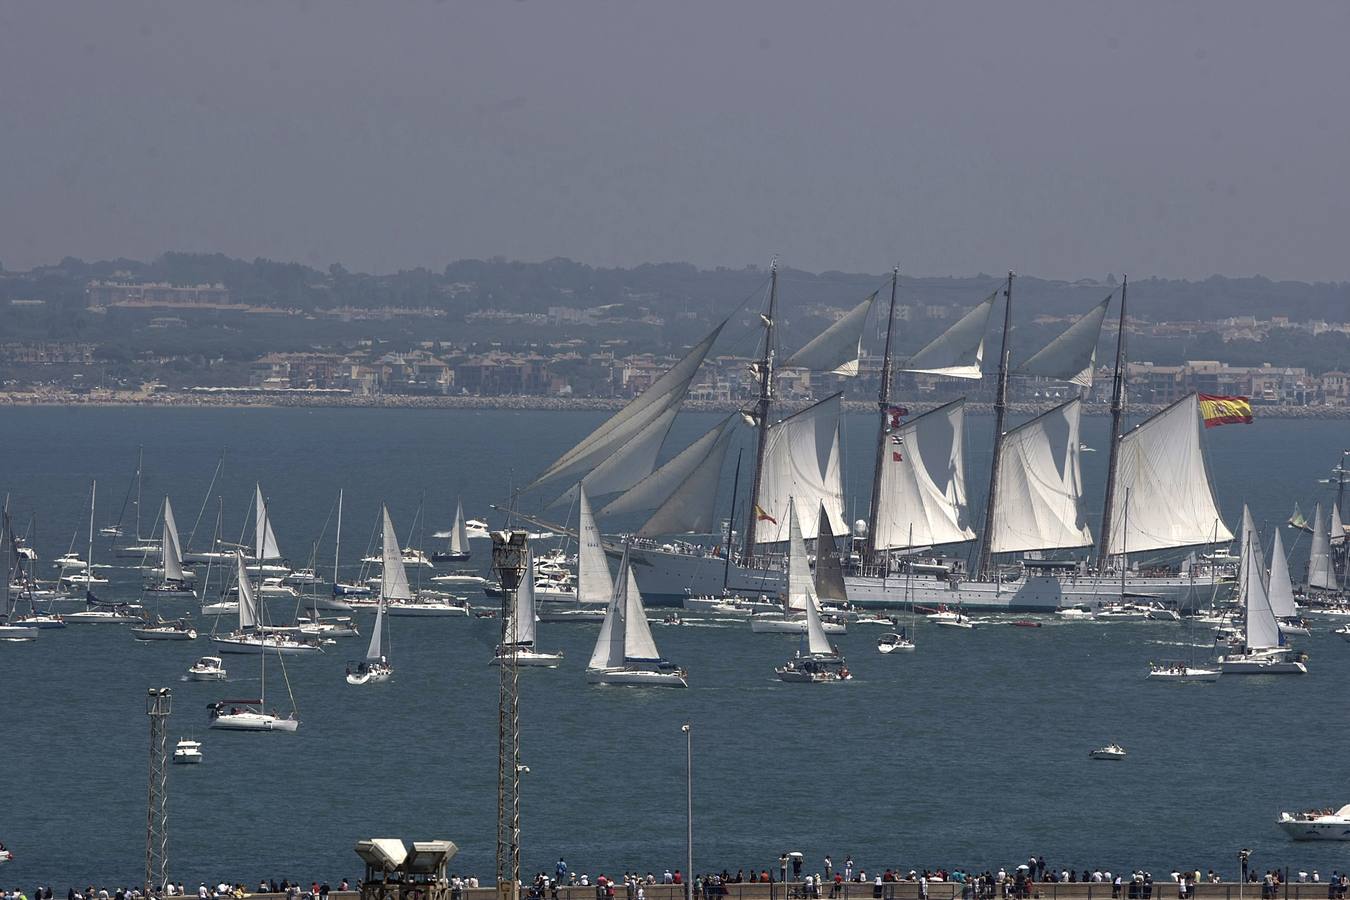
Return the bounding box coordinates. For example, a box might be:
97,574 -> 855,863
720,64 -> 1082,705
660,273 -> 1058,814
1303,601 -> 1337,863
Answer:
0,407 -> 1347,890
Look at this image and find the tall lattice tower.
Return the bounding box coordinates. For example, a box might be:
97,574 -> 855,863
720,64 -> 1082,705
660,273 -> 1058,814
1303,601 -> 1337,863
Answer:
492,531 -> 528,900
145,687 -> 173,897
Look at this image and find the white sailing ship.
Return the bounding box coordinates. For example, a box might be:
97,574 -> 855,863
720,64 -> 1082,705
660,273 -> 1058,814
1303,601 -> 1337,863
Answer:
586,545 -> 687,687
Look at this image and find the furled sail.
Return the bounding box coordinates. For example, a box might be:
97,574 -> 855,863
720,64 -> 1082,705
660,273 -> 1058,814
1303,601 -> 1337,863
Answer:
872,399 -> 976,550
783,292 -> 877,377
449,499 -> 469,556
587,547 -> 627,670
621,563 -> 662,663
1267,527 -> 1297,619
987,399 -> 1093,554
235,550 -> 259,631
366,596 -> 386,661
1013,295 -> 1111,387
1307,502 -> 1335,589
380,506 -> 414,602
506,547 -> 537,646
254,484 -> 282,560
576,486 -> 614,606
600,415 -> 739,537
1240,519 -> 1280,651
1106,394 -> 1233,555
755,393 -> 845,543
548,402 -> 682,508
783,498 -> 817,613
528,322 -> 724,493
814,504 -> 848,604
901,292 -> 996,379
162,497 -> 186,583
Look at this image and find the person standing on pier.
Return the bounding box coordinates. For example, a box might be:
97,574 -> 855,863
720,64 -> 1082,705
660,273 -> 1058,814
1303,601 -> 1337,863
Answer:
824,858 -> 833,883
844,859 -> 854,882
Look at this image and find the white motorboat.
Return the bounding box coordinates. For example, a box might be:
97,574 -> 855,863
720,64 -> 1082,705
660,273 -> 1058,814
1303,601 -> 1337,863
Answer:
186,656 -> 227,681
1280,620 -> 1312,636
464,517 -> 491,539
296,615 -> 359,638
849,611 -> 898,627
0,623 -> 39,640
1056,606 -> 1095,620
492,545 -> 563,667
928,609 -> 974,629
1278,805 -> 1350,841
386,597 -> 471,617
536,606 -> 607,623
430,498 -> 472,562
878,631 -> 915,653
282,568 -> 323,586
682,593 -> 779,616
207,702 -> 299,732
430,570 -> 488,586
362,547 -> 433,568
131,619 -> 198,641
1147,663 -> 1221,683
53,552 -> 87,571
332,581 -> 372,596
1094,602 -> 1150,621
257,578 -> 299,599
1089,743 -> 1127,760
201,600 -> 238,615
60,571 -> 109,587
172,738 -> 203,764
116,541 -> 160,559
1145,604 -> 1182,622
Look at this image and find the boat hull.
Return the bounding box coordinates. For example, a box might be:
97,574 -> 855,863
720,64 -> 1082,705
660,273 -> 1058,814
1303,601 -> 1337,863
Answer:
210,636 -> 323,655
492,648 -> 564,667
1278,817 -> 1350,841
209,712 -> 299,732
386,604 -> 469,617
749,617 -> 847,634
1220,657 -> 1308,674
186,670 -> 227,681
132,626 -> 198,641
585,667 -> 688,687
0,625 -> 39,640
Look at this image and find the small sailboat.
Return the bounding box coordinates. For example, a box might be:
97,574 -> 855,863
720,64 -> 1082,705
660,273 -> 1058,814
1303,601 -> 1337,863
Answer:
431,499 -> 472,562
1220,508 -> 1307,674
347,507 -> 404,685
186,656 -> 227,681
172,738 -> 203,764
1089,743 -> 1127,760
586,545 -> 687,687
208,569 -> 301,732
493,546 -> 563,667
346,596 -> 392,685
210,551 -> 322,655
775,500 -> 852,683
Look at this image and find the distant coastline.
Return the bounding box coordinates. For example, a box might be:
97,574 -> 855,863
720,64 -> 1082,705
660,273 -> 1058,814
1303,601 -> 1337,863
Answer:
3,389 -> 1348,419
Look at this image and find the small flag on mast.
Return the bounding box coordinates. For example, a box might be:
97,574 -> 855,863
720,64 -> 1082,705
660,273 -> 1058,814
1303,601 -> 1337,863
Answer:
753,504 -> 777,525
886,405 -> 909,430
1197,394 -> 1254,428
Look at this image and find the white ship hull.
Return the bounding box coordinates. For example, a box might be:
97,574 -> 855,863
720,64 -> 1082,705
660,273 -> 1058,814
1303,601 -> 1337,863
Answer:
749,616 -> 847,635
586,666 -> 688,687
210,711 -> 299,732
1278,815 -> 1350,841
624,545 -> 1229,612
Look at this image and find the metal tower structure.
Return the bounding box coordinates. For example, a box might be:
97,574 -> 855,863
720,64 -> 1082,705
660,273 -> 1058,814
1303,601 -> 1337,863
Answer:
145,687 -> 172,897
492,531 -> 528,900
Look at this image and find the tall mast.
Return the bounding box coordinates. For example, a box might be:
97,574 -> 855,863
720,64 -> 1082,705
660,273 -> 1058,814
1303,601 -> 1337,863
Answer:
742,260 -> 779,558
334,489 -> 344,591
1096,274 -> 1129,568
866,267 -> 901,564
87,479 -> 97,585
975,272 -> 1014,580
134,446 -> 144,540
723,450 -> 743,593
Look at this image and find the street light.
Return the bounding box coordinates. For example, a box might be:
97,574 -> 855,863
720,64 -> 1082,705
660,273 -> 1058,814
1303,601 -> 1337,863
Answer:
682,722 -> 693,900
1238,849 -> 1251,900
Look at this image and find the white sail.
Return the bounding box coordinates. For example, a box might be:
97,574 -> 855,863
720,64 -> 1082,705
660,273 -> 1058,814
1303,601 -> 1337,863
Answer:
873,399 -> 976,550
549,402 -> 682,508
1242,525 -> 1281,651
802,590 -> 834,657
507,548 -> 538,646
235,551 -> 259,630
987,399 -> 1093,554
577,486 -> 614,606
622,563 -> 662,662
901,292 -> 996,379
366,596 -> 386,661
528,322 -> 723,493
380,506 -> 414,602
449,499 -> 469,555
254,484 -> 282,560
1267,527 -> 1297,619
588,547 -> 629,670
1307,502 -> 1335,589
162,497 -> 186,582
1014,295 -> 1111,387
784,498 -> 817,613
600,415 -> 737,526
783,292 -> 876,377
755,393 -> 845,544
1106,394 -> 1233,555
1239,506 -> 1266,589
1333,503 -> 1347,546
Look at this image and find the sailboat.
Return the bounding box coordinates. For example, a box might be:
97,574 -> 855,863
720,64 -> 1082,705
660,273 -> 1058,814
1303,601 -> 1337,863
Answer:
210,551 -> 322,655
346,519 -> 394,685
432,499 -> 472,562
749,499 -> 848,634
250,485 -> 290,574
3,508 -> 64,630
208,578 -> 301,732
537,487 -> 612,624
0,509 -> 39,640
66,481 -> 149,624
59,485 -> 109,590
322,489 -> 367,603
113,448 -> 160,559
1219,509 -> 1307,675
493,547 -> 563,667
142,497 -> 198,599
1267,528 -> 1309,634
586,546 -> 687,687
774,503 -> 852,683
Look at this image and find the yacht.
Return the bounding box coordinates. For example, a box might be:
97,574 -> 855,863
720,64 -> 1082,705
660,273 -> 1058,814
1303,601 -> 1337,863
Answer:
283,568 -> 324,586
429,570 -> 488,586
682,593 -> 780,616
928,608 -> 974,629
186,656 -> 227,681
172,739 -> 203,764
207,700 -> 298,732
1089,743 -> 1127,760
65,600 -> 146,624
878,631 -> 915,653
53,552 -> 87,571
131,618 -> 198,641
386,595 -> 472,617
749,611 -> 847,634
1278,806 -> 1350,841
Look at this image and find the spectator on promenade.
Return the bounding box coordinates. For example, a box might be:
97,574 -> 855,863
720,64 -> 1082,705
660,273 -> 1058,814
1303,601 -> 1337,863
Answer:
825,859 -> 833,882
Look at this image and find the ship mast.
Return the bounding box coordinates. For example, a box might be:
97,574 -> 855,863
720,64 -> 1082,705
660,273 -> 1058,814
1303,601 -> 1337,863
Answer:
742,261 -> 778,558
865,267 -> 900,564
1096,274 -> 1128,568
975,272 -> 1014,580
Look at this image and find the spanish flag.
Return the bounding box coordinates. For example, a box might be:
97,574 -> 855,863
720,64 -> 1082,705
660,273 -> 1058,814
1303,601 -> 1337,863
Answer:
1198,394 -> 1254,428
754,504 -> 777,525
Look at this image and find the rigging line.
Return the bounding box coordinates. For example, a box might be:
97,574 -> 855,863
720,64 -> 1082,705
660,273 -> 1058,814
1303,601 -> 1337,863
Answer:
185,452 -> 224,553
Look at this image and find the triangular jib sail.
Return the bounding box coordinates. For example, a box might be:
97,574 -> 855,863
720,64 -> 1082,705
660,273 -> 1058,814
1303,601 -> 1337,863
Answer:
1014,294 -> 1111,387
1267,527 -> 1297,619
380,507 -> 414,602
588,547 -> 629,670
367,596 -> 387,661
254,485 -> 282,560
783,498 -> 817,614
814,505 -> 848,604
576,486 -> 614,606
235,550 -> 259,631
449,499 -> 469,555
783,292 -> 876,377
1241,518 -> 1280,651
162,497 -> 186,583
1307,503 -> 1336,590
902,292 -> 996,379
621,563 -> 662,663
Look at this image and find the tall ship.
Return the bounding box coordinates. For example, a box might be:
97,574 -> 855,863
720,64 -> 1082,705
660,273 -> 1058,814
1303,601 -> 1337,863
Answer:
519,265 -> 1236,612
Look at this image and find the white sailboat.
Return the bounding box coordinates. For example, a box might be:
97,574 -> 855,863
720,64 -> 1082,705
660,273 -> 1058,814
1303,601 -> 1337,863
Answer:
141,497 -> 198,599
66,481 -> 150,624
347,508 -> 403,684
586,546 -> 687,687
346,594 -> 392,684
493,547 -> 563,667
775,500 -> 851,683
750,500 -> 849,634
1220,509 -> 1307,674
1267,527 -> 1308,633
210,551 -> 322,655
432,499 -> 472,562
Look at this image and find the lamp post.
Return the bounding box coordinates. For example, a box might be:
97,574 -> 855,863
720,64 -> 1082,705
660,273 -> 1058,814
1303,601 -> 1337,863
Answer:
1238,849 -> 1251,900
682,722 -> 693,900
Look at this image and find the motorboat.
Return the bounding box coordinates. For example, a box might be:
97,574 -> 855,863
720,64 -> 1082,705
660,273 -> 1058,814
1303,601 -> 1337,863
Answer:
1280,618 -> 1312,636
0,623 -> 39,641
877,631 -> 915,654
1089,743 -> 1127,760
928,609 -> 974,629
1278,805 -> 1350,841
332,581 -> 372,597
60,571 -> 109,588
282,568 -> 324,586
776,651 -> 852,682
186,656 -> 227,681
295,615 -> 359,638
258,578 -> 299,599
1055,605 -> 1095,620
115,540 -> 160,559
53,552 -> 87,571
361,547 -> 433,568
207,700 -> 299,732
131,618 -> 198,641
1147,663 -> 1221,683
345,657 -> 393,685
172,738 -> 203,764
536,606 -> 607,623
386,596 -> 472,617
429,570 -> 488,586
1335,624 -> 1350,642
1145,604 -> 1182,622
682,593 -> 779,616
200,599 -> 239,615
1095,602 -> 1150,621
661,613 -> 684,626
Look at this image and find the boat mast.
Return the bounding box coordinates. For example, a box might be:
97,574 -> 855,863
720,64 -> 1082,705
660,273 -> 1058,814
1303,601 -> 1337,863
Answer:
87,479 -> 97,589
334,489 -> 344,591
723,450 -> 743,593
134,446 -> 144,540
1096,275 -> 1128,568
865,267 -> 900,565
742,260 -> 779,558
975,272 -> 1014,580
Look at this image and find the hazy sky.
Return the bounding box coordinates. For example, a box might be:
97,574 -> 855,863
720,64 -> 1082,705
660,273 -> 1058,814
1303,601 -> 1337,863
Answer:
3,2 -> 1349,281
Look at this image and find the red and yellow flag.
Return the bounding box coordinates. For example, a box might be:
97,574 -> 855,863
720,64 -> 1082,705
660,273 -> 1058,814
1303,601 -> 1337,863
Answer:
1198,394 -> 1254,428
753,504 -> 777,524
